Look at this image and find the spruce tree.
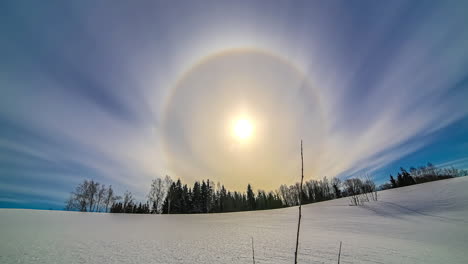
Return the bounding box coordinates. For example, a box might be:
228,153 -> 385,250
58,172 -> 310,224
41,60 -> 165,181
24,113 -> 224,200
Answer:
247,184 -> 256,210
390,175 -> 397,188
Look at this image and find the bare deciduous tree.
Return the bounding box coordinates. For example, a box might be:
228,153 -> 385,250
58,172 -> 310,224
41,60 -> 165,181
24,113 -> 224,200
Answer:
363,174 -> 378,201
344,178 -> 363,206
94,184 -> 106,212
86,180 -> 98,212
331,177 -> 342,198
148,178 -> 166,214
104,185 -> 120,213
123,191 -> 134,211
344,175 -> 378,206
65,180 -> 120,212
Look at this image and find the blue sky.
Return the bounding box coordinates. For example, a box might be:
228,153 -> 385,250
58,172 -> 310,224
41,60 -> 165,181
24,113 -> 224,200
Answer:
1,0 -> 468,209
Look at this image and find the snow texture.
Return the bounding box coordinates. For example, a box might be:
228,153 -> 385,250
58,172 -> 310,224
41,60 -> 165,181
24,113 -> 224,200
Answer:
1,177 -> 467,263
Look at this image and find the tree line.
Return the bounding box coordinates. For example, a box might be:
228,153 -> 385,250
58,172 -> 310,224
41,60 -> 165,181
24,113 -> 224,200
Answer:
64,162 -> 466,213
64,176 -> 370,212
160,179 -> 283,214
380,162 -> 467,190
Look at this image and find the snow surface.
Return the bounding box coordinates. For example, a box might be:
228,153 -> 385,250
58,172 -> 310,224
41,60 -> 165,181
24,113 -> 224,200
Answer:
1,177 -> 468,264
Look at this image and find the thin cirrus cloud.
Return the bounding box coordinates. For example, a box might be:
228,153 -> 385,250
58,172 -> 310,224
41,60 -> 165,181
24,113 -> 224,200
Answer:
0,0 -> 467,209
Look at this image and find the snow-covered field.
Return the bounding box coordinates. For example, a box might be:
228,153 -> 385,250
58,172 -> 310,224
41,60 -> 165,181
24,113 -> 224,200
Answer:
1,177 -> 468,264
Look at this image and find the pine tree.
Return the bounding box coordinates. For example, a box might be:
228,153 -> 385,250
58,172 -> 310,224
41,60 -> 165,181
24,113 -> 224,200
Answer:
192,181 -> 202,213
400,167 -> 416,186
397,173 -> 404,186
201,180 -> 208,213
247,184 -> 256,210
390,175 -> 397,188
220,185 -> 227,212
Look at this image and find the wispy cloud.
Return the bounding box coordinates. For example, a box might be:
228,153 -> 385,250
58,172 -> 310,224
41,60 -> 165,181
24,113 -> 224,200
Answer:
437,157 -> 468,169
0,1 -> 467,208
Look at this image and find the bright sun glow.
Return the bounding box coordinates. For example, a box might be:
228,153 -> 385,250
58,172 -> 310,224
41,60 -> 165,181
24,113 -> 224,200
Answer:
233,119 -> 253,140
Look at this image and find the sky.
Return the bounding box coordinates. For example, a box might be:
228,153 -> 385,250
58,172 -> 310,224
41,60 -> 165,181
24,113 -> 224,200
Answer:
1,0 -> 468,210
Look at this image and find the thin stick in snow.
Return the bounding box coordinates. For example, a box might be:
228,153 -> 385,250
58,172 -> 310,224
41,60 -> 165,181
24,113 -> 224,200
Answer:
338,241 -> 342,264
251,237 -> 256,264
294,140 -> 304,264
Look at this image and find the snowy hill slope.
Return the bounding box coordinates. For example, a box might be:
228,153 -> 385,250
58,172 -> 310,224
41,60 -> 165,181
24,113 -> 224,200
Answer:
1,177 -> 467,264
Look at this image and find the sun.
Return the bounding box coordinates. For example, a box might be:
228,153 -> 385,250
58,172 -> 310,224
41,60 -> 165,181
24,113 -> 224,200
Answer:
233,119 -> 253,140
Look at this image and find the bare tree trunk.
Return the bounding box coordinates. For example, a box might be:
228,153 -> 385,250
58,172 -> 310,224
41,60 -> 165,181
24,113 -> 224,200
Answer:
338,241 -> 342,264
294,140 -> 304,264
168,199 -> 171,215
251,237 -> 255,264
155,197 -> 160,214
